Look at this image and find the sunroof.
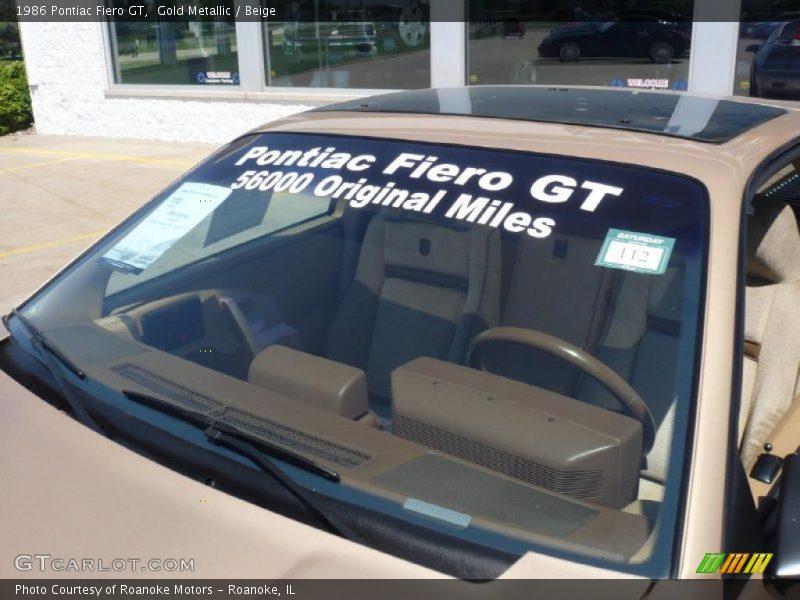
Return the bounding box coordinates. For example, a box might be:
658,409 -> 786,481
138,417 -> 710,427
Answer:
314,87 -> 786,144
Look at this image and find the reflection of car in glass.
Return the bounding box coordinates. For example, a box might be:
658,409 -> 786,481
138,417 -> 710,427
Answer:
502,19 -> 526,39
280,1 -> 429,51
748,21 -> 800,99
390,0 -> 428,49
5,87 -> 800,584
283,12 -> 378,56
538,12 -> 691,64
740,21 -> 780,40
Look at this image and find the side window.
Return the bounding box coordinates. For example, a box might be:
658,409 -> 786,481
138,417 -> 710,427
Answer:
739,158 -> 800,503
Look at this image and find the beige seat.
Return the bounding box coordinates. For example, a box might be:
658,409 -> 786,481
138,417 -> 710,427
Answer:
576,266 -> 684,487
740,198 -> 800,470
492,233 -> 684,490
498,234 -> 623,397
324,211 -> 501,400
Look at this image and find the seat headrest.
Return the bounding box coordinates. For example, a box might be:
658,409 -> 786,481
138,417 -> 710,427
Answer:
747,198 -> 800,283
382,213 -> 475,280
380,207 -> 472,231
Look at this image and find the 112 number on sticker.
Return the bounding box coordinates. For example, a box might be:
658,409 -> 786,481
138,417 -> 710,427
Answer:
596,228 -> 675,275
603,240 -> 664,271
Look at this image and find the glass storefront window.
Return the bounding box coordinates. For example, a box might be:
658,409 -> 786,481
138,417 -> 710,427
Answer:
263,1 -> 430,89
467,1 -> 693,92
735,5 -> 800,101
109,1 -> 239,85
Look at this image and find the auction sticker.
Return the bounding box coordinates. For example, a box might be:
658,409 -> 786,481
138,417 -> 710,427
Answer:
596,228 -> 675,275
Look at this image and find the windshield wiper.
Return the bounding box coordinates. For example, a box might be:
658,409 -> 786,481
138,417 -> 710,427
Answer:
210,421 -> 341,482
5,309 -> 102,434
122,389 -> 209,426
204,426 -> 362,542
120,389 -> 361,544
6,309 -> 85,378
121,390 -> 340,481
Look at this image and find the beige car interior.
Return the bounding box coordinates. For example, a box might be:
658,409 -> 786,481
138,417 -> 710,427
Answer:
742,190 -> 800,501
250,345 -> 379,427
87,199 -> 705,559
322,211 -> 502,399
258,212 -> 684,509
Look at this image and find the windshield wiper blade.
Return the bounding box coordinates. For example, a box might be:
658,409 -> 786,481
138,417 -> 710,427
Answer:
122,389 -> 210,426
119,389 -> 358,542
5,309 -> 101,433
7,309 -> 85,379
204,425 -> 362,544
210,421 -> 341,483
121,389 -> 341,483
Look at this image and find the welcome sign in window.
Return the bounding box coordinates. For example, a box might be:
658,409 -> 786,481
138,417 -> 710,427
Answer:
108,1 -> 239,86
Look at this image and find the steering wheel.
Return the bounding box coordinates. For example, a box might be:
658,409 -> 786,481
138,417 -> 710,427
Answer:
468,326 -> 656,453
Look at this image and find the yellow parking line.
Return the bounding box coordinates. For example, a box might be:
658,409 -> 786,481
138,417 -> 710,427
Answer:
0,157 -> 77,173
0,147 -> 196,167
0,230 -> 105,260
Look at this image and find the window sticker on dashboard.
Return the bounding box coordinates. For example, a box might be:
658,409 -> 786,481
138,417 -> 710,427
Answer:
403,498 -> 472,528
102,183 -> 232,274
595,228 -> 675,275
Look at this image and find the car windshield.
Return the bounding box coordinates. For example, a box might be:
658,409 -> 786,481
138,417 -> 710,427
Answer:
9,132 -> 708,577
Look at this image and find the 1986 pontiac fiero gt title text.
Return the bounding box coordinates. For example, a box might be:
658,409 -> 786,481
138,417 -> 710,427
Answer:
16,2 -> 277,19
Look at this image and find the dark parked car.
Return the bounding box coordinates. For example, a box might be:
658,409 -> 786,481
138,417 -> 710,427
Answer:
749,21 -> 800,99
538,12 -> 691,64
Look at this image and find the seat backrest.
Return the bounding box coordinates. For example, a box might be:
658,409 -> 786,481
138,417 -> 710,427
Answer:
740,198 -> 800,469
498,233 -> 620,395
575,266 -> 685,483
500,232 -> 687,483
324,212 -> 501,398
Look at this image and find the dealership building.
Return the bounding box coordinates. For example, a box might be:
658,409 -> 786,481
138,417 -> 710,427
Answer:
16,0 -> 795,143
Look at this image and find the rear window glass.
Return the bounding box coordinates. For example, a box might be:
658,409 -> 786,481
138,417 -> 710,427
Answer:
316,87 -> 786,143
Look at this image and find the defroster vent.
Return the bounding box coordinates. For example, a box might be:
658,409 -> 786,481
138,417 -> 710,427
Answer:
395,415 -> 604,500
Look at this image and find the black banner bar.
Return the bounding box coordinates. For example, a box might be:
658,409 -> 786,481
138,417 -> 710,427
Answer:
0,578 -> 790,600
4,0 -> 799,23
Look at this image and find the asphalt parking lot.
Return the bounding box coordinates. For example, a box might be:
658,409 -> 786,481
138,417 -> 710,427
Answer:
0,134 -> 215,311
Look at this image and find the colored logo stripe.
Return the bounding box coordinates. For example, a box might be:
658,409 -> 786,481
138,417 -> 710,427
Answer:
721,553 -> 749,574
744,553 -> 773,574
697,553 -> 726,574
697,552 -> 773,574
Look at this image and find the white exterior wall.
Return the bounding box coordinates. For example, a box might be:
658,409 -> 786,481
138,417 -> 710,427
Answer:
18,22 -> 316,143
